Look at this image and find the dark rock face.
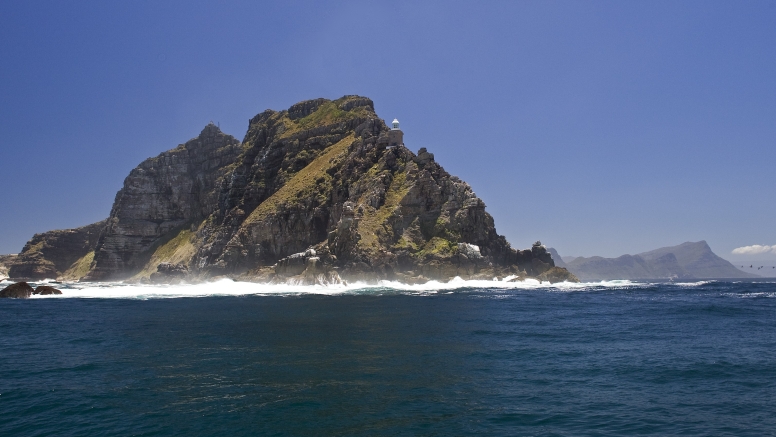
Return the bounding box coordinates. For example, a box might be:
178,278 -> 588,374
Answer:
149,263 -> 189,283
195,97 -> 379,275
0,282 -> 34,298
156,262 -> 189,276
34,285 -> 62,295
16,95 -> 577,284
9,221 -> 106,280
85,123 -> 241,281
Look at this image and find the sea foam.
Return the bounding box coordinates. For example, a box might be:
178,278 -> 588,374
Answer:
0,277 -> 657,300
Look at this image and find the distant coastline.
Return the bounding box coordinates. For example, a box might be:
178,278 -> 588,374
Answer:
550,241 -> 758,281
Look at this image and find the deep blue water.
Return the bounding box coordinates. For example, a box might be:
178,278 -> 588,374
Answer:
1,280 -> 775,436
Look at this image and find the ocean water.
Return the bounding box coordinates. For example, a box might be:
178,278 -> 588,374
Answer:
1,279 -> 775,436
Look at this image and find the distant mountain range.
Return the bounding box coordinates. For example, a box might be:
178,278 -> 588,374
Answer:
549,241 -> 758,281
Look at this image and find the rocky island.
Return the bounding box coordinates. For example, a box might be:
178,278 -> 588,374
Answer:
6,96 -> 577,285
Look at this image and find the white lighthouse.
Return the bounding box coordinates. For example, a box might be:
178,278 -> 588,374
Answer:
388,118 -> 403,148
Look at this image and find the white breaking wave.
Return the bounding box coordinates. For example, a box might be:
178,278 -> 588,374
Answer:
673,280 -> 716,287
0,277 -> 654,299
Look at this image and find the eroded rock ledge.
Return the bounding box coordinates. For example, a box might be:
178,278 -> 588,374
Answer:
8,221 -> 105,281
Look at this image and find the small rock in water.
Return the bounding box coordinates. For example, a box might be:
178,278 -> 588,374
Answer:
0,282 -> 34,298
33,285 -> 62,295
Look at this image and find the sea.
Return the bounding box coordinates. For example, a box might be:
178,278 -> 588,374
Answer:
1,278 -> 774,436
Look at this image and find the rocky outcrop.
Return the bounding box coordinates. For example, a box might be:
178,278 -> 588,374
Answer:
0,282 -> 63,298
16,95 -> 577,284
0,254 -> 17,280
537,267 -> 580,283
0,282 -> 34,298
9,221 -> 106,280
34,285 -> 62,295
149,262 -> 189,283
272,249 -> 343,285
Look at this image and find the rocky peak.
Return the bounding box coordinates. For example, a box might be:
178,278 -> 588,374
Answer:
84,122 -> 242,281
201,121 -> 221,134
287,98 -> 331,120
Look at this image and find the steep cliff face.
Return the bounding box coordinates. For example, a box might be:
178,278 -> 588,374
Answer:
84,123 -> 241,280
26,94 -> 571,283
194,97 -> 378,274
8,220 -> 106,280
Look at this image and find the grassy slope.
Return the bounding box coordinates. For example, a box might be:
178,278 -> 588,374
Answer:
279,99 -> 372,139
356,170 -> 410,254
244,134 -> 355,225
132,228 -> 197,280
60,251 -> 94,281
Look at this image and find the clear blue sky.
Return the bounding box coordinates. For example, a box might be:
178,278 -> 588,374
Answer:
1,0 -> 774,262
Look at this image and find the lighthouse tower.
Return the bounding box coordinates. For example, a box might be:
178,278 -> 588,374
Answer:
387,118 -> 403,148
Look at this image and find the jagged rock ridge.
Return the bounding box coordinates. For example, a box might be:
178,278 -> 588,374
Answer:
11,95 -> 576,284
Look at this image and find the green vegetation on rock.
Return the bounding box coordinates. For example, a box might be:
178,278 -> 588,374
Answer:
278,97 -> 371,139
132,227 -> 197,280
60,251 -> 94,281
357,170 -> 410,253
417,237 -> 456,259
245,134 -> 354,223
297,101 -> 347,129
